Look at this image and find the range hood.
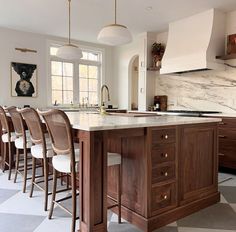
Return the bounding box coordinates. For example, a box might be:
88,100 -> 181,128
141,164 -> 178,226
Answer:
160,9 -> 226,75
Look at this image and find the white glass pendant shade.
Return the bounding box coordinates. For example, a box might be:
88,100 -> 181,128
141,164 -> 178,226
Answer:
98,24 -> 132,46
56,44 -> 83,60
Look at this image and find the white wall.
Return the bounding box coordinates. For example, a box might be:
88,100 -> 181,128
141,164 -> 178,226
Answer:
113,37 -> 140,109
0,27 -> 114,108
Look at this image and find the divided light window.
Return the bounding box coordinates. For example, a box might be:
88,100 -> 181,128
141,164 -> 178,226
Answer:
51,61 -> 73,105
50,46 -> 102,106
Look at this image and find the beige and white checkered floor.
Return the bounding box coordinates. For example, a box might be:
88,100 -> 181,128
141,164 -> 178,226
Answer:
0,170 -> 236,232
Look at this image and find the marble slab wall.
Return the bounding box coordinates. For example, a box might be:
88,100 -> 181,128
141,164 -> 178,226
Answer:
156,65 -> 236,113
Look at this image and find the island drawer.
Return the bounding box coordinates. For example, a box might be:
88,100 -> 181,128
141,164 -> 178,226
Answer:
152,162 -> 175,184
219,118 -> 236,129
152,144 -> 175,165
152,128 -> 176,144
151,182 -> 177,214
219,139 -> 236,161
219,129 -> 236,140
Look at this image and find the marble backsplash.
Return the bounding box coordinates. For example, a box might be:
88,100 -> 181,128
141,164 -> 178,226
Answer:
156,65 -> 236,113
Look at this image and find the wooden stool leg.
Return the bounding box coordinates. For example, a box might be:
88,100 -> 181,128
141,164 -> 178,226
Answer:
71,170 -> 77,232
22,148 -> 28,193
2,142 -> 6,172
14,149 -> 20,183
44,158 -> 49,211
49,168 -> 57,219
117,164 -> 122,224
8,142 -> 12,180
67,174 -> 70,189
60,172 -> 64,186
29,157 -> 36,197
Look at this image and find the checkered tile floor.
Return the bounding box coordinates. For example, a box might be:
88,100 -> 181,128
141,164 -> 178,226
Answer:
0,170 -> 236,232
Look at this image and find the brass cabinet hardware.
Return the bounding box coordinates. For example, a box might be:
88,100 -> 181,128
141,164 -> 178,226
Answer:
15,48 -> 37,53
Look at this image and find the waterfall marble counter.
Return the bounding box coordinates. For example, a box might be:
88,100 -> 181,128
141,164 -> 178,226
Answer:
62,112 -> 222,232
65,112 -> 221,131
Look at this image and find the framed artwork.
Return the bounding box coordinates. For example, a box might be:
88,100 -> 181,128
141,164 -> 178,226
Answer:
11,62 -> 37,97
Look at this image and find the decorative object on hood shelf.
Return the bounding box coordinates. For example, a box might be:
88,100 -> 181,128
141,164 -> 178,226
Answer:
56,0 -> 82,60
151,43 -> 165,69
97,0 -> 132,46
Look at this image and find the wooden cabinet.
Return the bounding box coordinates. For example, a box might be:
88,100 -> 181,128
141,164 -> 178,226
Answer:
107,123 -> 219,232
178,124 -> 218,205
218,117 -> 236,169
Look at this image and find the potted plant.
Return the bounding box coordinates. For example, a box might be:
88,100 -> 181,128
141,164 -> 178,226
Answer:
151,43 -> 165,68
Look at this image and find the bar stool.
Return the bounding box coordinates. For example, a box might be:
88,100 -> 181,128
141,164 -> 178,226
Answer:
7,107 -> 32,193
19,107 -> 54,211
0,106 -> 16,180
39,109 -> 122,231
39,109 -> 80,232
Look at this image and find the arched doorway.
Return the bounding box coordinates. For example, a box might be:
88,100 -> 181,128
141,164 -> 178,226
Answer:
128,55 -> 139,110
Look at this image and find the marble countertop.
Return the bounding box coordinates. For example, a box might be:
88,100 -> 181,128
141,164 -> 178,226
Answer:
129,110 -> 236,118
202,113 -> 236,117
66,112 -> 221,131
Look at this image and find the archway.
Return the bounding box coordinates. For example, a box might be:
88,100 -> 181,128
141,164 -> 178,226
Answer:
128,55 -> 139,110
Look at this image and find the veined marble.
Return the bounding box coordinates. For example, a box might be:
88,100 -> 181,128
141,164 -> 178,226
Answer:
65,112 -> 221,131
156,64 -> 236,113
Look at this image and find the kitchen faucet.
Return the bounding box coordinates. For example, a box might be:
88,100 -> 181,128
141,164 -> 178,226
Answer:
100,84 -> 110,115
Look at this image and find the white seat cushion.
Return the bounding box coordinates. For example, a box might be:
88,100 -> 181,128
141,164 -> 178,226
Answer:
15,136 -> 32,149
108,153 -> 121,166
31,141 -> 54,159
52,148 -> 80,173
1,132 -> 16,143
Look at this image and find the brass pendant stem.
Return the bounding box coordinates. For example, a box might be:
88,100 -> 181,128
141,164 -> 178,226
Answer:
68,0 -> 71,45
115,0 -> 117,24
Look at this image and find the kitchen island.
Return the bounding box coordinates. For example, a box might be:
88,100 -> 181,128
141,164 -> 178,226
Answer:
65,113 -> 221,232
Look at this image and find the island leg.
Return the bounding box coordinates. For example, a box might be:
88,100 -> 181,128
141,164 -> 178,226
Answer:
78,130 -> 108,232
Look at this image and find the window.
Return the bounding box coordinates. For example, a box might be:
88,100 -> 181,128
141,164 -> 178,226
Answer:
51,61 -> 73,105
79,64 -> 98,105
50,45 -> 102,106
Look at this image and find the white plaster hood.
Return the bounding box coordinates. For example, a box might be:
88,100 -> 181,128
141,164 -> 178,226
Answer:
160,9 -> 226,74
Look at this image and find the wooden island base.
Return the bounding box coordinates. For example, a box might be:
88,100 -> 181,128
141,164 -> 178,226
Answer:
105,122 -> 219,232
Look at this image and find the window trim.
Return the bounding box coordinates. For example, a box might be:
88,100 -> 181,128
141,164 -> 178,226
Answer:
47,40 -> 105,106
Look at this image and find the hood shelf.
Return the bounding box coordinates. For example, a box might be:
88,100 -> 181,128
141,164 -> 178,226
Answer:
216,54 -> 236,60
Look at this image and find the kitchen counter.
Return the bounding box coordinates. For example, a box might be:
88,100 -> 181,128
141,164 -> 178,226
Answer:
65,112 -> 221,131
71,113 -> 220,232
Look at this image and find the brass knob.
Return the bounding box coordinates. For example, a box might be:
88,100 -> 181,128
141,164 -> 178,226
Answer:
162,153 -> 168,158
162,195 -> 168,200
162,171 -> 168,177
164,134 -> 168,139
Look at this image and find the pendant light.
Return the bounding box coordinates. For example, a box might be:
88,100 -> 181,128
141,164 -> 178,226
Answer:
97,0 -> 132,46
56,0 -> 82,60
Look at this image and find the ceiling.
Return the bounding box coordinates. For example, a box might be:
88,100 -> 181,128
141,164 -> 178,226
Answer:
1,0 -> 236,44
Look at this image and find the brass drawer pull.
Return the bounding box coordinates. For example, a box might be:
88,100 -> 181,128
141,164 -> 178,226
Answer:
161,171 -> 168,177
161,195 -> 168,200
218,153 -> 225,156
219,135 -> 226,138
161,153 -> 168,158
162,134 -> 168,139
